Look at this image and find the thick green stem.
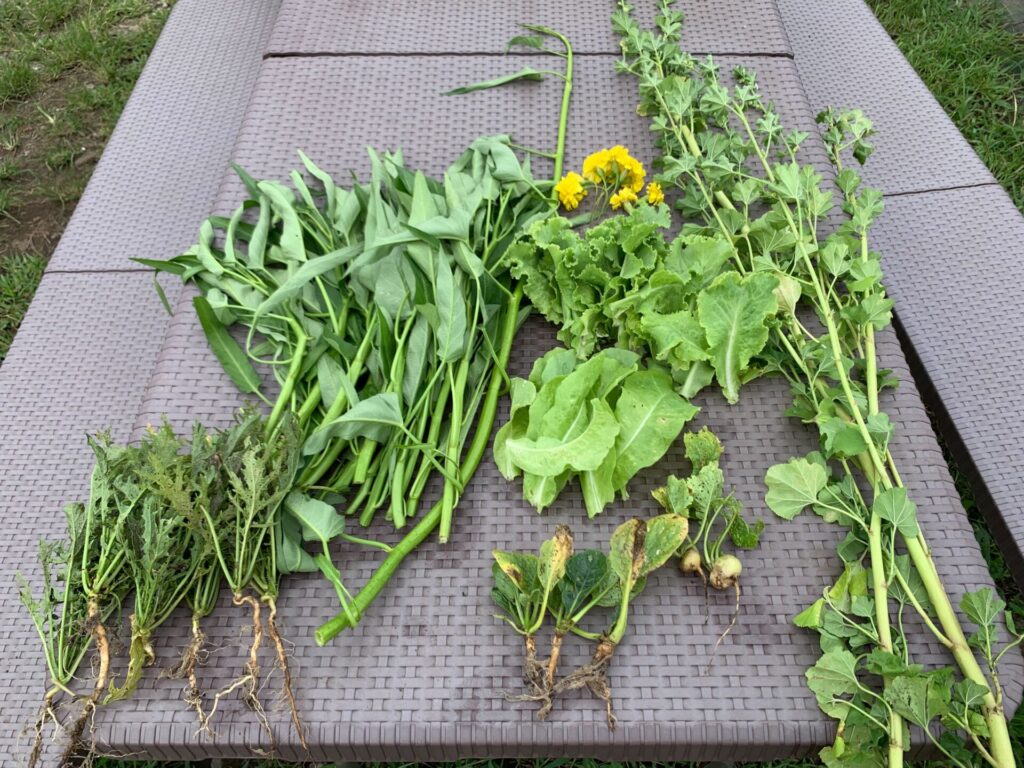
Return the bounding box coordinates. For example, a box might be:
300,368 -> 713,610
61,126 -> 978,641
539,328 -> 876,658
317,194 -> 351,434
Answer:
550,30 -> 573,184
315,288 -> 523,644
905,536 -> 1015,768
265,324 -> 308,438
439,357 -> 470,543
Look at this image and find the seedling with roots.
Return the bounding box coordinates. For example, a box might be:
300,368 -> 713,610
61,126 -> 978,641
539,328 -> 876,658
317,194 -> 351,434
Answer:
652,428 -> 763,665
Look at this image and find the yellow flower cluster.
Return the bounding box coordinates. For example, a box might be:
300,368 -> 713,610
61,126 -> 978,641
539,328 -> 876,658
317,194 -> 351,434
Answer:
554,171 -> 587,211
609,187 -> 638,210
646,181 -> 664,205
582,145 -> 645,193
553,146 -> 665,212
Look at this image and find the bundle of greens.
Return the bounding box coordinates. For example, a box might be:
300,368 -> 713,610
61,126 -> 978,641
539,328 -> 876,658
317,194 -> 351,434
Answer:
604,1 -> 1022,765
492,515 -> 688,728
494,346 -> 698,517
18,412 -> 310,764
507,198 -> 780,403
145,138 -> 555,644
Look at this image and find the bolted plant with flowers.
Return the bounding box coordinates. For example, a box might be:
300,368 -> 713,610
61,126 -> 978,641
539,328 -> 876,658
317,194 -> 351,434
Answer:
555,145 -> 664,214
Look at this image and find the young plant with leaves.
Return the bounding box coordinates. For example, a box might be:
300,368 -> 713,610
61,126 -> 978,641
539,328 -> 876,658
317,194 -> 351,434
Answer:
613,1 -> 1017,764
492,516 -> 687,728
554,514 -> 689,728
57,435 -> 140,763
161,423 -> 226,725
494,346 -> 698,517
104,424 -> 206,704
18,507 -> 92,768
652,427 -> 762,661
491,525 -> 574,715
199,410 -> 302,742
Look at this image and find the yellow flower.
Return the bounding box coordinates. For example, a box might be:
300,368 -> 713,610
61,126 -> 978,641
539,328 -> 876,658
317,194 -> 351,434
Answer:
646,181 -> 665,205
582,145 -> 645,192
582,148 -> 612,182
610,187 -> 638,210
554,172 -> 587,211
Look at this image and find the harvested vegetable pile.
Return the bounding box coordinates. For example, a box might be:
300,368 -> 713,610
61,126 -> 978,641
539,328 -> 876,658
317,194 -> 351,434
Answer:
18,411 -> 301,765
20,22 -> 577,761
492,0 -> 1023,762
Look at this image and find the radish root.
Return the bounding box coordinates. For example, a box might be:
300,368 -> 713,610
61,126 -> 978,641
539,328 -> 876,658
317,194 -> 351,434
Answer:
706,579 -> 741,673
263,597 -> 307,752
60,600 -> 109,767
203,594 -> 272,747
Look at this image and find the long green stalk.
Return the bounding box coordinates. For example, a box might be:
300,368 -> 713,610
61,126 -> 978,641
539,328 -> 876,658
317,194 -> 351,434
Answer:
611,3 -> 1015,763
316,287 -> 525,644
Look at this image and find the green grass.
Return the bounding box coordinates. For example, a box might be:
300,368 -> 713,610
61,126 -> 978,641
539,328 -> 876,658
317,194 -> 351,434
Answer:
0,0 -> 172,335
867,0 -> 1024,211
0,253 -> 45,363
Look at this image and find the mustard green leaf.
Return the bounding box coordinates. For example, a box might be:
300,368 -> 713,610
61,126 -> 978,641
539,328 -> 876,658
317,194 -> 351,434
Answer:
697,271 -> 779,403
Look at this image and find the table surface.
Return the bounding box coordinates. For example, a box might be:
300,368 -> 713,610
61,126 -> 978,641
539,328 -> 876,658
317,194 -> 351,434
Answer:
1,0 -> 1022,764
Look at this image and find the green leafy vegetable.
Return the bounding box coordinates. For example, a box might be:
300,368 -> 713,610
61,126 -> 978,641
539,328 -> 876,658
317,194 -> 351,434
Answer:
495,347 -> 698,517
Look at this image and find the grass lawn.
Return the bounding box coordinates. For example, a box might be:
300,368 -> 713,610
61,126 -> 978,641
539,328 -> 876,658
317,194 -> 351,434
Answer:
0,0 -> 173,360
3,0 -> 1023,766
867,0 -> 1024,211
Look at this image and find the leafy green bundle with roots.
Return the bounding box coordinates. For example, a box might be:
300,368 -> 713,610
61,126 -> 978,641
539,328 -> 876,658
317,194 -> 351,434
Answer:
609,2 -> 1022,765
493,515 -> 690,729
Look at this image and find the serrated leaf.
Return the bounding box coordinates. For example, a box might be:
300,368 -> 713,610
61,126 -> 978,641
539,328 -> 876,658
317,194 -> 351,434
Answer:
819,417 -> 868,459
640,514 -> 689,576
806,649 -> 861,719
872,488 -> 920,538
885,669 -> 952,728
697,271 -> 779,403
728,514 -> 764,549
684,426 -> 723,471
765,457 -> 828,520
